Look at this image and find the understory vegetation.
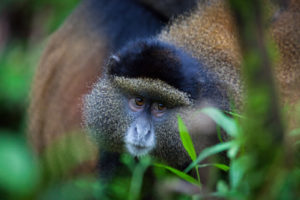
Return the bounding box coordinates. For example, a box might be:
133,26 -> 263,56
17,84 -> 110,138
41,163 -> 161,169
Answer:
0,0 -> 299,199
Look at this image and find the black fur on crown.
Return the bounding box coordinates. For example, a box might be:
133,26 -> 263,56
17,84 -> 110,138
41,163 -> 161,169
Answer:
108,39 -> 203,99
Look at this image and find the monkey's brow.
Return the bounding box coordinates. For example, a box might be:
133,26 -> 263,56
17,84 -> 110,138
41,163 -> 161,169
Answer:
112,76 -> 192,107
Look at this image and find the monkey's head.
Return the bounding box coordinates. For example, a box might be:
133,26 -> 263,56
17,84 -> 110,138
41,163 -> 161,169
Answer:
83,39 -> 229,168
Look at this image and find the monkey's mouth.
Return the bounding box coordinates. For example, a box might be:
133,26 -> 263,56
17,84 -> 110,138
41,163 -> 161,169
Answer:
126,143 -> 153,157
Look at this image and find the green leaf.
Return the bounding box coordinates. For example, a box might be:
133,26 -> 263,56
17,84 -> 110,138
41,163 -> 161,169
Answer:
184,141 -> 234,173
224,111 -> 246,119
197,163 -> 230,171
229,156 -> 251,190
227,143 -> 240,159
0,134 -> 40,196
216,125 -> 223,143
121,154 -> 135,172
177,115 -> 197,161
201,107 -> 239,137
154,163 -> 200,186
216,180 -> 229,194
129,156 -> 152,200
213,163 -> 230,171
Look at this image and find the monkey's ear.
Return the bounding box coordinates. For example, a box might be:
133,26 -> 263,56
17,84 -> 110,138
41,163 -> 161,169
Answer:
110,55 -> 121,63
107,54 -> 121,74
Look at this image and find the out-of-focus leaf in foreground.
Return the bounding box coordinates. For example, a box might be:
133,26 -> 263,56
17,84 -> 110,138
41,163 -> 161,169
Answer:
0,132 -> 40,196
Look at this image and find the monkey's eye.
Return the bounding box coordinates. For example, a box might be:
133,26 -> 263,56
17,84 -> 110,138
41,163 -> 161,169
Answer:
151,102 -> 167,117
129,97 -> 145,111
135,97 -> 144,106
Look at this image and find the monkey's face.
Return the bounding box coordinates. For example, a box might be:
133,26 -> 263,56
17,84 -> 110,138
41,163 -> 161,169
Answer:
125,96 -> 167,156
83,76 -> 223,168
83,75 -> 192,158
83,39 -> 229,168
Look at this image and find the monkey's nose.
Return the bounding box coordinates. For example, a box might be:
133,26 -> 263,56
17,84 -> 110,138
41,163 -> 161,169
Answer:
135,124 -> 151,140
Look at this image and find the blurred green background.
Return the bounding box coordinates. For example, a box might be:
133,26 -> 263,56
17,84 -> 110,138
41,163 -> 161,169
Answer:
0,0 -> 79,135
0,0 -> 79,198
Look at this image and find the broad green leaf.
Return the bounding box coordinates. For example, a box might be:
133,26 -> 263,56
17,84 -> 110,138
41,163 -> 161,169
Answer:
227,143 -> 240,159
197,163 -> 230,171
154,163 -> 200,186
230,159 -> 244,190
0,134 -> 40,196
201,107 -> 239,137
229,156 -> 251,189
177,115 -> 197,161
184,142 -> 233,173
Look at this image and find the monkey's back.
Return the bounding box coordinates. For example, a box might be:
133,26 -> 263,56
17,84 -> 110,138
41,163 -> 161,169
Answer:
28,0 -> 166,175
159,1 -> 243,109
271,0 -> 300,130
160,0 -> 300,121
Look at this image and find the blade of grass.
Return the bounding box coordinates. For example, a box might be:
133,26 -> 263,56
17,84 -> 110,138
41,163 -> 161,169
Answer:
216,125 -> 223,143
154,163 -> 200,186
177,115 -> 197,161
128,156 -> 152,200
224,111 -> 246,119
184,141 -> 233,173
197,163 -> 230,171
177,115 -> 201,185
201,107 -> 239,137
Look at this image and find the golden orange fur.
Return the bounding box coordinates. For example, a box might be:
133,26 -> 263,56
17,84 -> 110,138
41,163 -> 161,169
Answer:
28,8 -> 106,174
160,0 -> 300,129
271,0 -> 300,130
